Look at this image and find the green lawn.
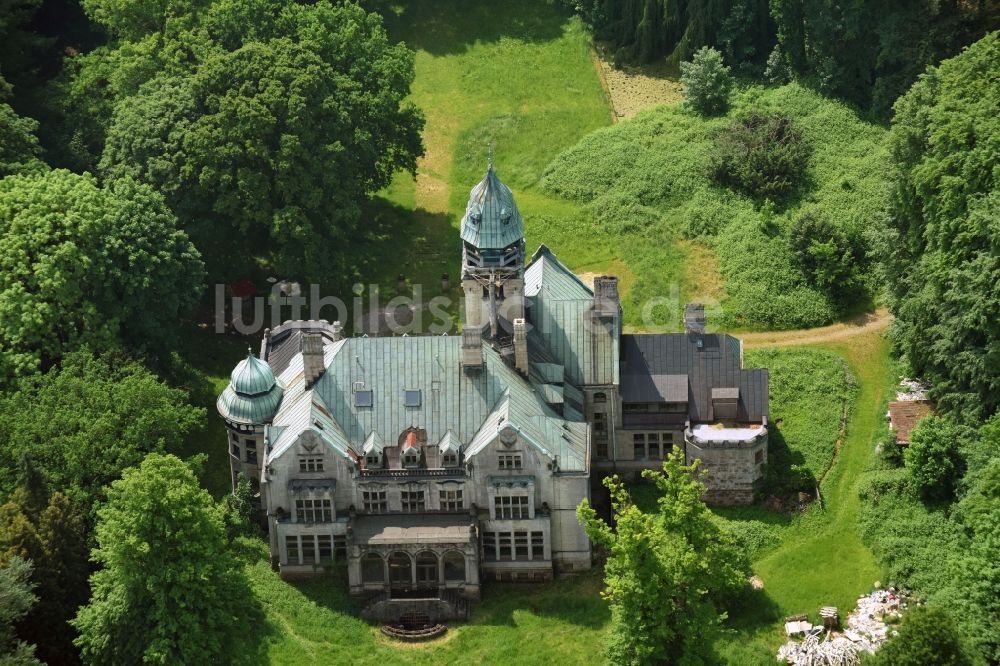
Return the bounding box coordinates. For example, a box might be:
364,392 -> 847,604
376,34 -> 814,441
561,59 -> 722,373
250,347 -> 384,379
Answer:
354,0 -> 613,327
716,332 -> 893,664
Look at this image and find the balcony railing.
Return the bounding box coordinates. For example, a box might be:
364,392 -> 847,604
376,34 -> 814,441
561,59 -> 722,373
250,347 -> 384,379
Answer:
359,468 -> 467,479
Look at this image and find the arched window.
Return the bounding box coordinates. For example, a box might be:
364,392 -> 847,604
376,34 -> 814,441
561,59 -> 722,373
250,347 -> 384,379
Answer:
388,551 -> 412,585
415,551 -> 438,585
593,392 -> 607,403
443,551 -> 466,583
361,553 -> 385,584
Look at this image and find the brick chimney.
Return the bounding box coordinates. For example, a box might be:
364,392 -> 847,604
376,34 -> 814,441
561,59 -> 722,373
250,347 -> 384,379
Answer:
301,332 -> 325,388
684,303 -> 706,335
513,318 -> 529,376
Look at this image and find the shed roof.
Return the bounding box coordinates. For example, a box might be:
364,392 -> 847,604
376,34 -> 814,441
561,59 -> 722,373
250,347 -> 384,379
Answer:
887,400 -> 934,444
353,514 -> 475,546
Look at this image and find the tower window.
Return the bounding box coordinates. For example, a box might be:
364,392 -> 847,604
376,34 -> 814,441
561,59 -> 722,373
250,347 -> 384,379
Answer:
355,390 -> 373,408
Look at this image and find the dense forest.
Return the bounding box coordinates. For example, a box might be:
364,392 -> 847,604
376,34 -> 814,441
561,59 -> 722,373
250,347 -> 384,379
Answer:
0,0 -> 998,663
566,0 -> 999,116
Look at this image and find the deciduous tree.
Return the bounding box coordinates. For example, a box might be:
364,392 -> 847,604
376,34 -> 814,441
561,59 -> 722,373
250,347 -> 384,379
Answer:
0,350 -> 203,517
0,557 -> 39,666
0,170 -> 204,380
881,33 -> 1000,420
577,448 -> 748,665
871,606 -> 972,666
73,453 -> 251,665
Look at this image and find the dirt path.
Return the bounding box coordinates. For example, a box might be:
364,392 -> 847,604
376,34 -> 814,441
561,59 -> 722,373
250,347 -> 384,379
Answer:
740,309 -> 890,349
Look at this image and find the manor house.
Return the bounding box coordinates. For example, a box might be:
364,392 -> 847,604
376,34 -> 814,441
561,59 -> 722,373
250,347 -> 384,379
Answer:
217,161 -> 768,620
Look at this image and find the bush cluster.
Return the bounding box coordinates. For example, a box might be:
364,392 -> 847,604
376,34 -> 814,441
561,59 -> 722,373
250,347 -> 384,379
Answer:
709,112 -> 811,199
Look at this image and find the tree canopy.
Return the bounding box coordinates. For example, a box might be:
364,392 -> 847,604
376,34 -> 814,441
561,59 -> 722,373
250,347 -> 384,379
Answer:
871,606 -> 972,666
881,32 -> 1000,421
577,448 -> 748,665
68,0 -> 424,281
0,350 -> 203,517
680,46 -> 732,116
0,169 -> 203,380
73,453 -> 251,665
0,557 -> 39,666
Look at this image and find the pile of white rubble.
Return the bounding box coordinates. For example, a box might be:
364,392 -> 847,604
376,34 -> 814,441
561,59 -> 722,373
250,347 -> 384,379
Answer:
776,588 -> 910,665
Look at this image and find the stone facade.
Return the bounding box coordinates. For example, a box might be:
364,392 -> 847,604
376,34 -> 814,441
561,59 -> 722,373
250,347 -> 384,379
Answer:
217,162 -> 769,620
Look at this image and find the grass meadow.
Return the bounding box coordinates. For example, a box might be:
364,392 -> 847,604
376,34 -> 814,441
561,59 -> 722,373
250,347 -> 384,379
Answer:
542,84 -> 890,330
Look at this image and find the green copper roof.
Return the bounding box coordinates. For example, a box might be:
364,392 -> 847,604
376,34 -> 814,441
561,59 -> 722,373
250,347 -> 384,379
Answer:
460,166 -> 525,250
216,352 -> 284,424
524,245 -> 620,387
231,352 -> 277,395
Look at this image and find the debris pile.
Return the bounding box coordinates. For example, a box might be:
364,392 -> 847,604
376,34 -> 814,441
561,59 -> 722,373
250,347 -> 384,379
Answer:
776,633 -> 863,666
896,378 -> 930,402
777,588 -> 912,665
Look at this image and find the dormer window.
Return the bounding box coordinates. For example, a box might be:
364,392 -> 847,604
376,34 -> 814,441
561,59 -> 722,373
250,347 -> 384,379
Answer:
403,448 -> 420,468
365,452 -> 382,468
443,452 -> 458,467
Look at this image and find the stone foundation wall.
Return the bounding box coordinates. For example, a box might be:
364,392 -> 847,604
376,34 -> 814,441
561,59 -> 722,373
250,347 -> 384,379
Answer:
361,597 -> 469,624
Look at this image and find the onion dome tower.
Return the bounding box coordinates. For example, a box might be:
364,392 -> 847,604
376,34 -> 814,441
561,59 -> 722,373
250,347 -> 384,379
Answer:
217,350 -> 284,493
461,147 -> 526,338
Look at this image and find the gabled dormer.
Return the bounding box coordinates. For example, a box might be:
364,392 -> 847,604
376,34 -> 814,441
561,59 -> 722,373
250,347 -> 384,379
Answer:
362,431 -> 385,469
438,430 -> 462,467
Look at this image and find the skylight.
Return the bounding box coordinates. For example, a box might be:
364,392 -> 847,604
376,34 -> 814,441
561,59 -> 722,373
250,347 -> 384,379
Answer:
355,390 -> 373,408
404,389 -> 421,408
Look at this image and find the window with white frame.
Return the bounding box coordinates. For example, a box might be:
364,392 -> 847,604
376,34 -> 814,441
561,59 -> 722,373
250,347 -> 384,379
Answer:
498,453 -> 522,470
295,498 -> 333,523
494,494 -> 529,519
362,489 -> 387,513
481,530 -> 545,562
401,490 -> 425,512
285,534 -> 345,565
402,448 -> 420,468
439,488 -> 464,511
299,457 -> 324,472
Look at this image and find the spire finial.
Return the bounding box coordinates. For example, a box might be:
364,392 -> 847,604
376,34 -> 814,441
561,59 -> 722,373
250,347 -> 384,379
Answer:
487,142 -> 493,171
247,346 -> 254,357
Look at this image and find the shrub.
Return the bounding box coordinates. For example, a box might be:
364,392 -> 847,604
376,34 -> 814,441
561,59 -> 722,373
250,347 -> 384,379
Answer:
680,47 -> 733,116
870,606 -> 972,666
789,210 -> 860,305
905,416 -> 965,502
709,112 -> 810,199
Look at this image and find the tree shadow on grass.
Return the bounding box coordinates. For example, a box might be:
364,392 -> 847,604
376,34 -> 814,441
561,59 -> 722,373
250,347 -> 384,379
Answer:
374,0 -> 570,56
759,423 -> 817,499
226,539 -> 280,666
470,570 -> 610,629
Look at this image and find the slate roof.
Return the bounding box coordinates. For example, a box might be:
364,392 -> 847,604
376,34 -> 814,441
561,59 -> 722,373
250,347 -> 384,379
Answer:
620,333 -> 768,423
264,334 -> 589,472
460,166 -> 524,250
